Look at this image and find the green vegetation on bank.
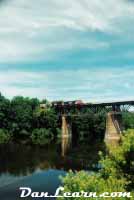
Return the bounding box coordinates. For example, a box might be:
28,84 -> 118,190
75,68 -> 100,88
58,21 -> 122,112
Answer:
0,92 -> 134,145
31,128 -> 54,145
59,129 -> 134,200
0,93 -> 58,144
0,92 -> 134,197
0,93 -> 106,144
122,112 -> 134,129
0,129 -> 11,144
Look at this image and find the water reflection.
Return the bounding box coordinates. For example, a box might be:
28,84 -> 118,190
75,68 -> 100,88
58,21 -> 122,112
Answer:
61,115 -> 72,157
61,136 -> 72,157
0,142 -> 104,200
0,144 -> 61,176
0,142 -> 104,177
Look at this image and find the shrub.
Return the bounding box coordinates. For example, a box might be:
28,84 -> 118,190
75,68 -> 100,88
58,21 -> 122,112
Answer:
59,171 -> 126,200
0,129 -> 11,144
31,128 -> 54,145
58,129 -> 134,200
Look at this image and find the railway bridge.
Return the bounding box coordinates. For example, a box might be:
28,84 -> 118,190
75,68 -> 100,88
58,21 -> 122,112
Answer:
53,100 -> 134,144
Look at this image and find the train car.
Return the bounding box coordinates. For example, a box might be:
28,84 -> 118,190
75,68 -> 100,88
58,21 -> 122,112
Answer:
51,100 -> 84,107
74,100 -> 84,105
63,100 -> 84,106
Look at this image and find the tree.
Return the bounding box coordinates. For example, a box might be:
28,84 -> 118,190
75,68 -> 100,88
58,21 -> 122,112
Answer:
9,96 -> 33,138
0,129 -> 11,144
0,93 -> 10,129
31,128 -> 54,145
59,129 -> 134,200
122,112 -> 134,129
71,111 -> 105,143
33,108 -> 58,132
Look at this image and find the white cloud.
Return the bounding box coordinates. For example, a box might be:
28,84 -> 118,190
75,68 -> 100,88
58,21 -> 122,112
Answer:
1,0 -> 133,32
0,0 -> 133,101
0,67 -> 134,102
0,0 -> 133,62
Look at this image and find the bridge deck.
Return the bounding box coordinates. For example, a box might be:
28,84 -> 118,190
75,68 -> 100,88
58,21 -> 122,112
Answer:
53,100 -> 134,114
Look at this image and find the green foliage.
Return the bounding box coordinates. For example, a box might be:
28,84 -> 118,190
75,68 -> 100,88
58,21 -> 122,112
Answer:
0,93 -> 59,144
101,129 -> 134,189
31,128 -> 54,145
71,112 -> 105,142
56,128 -> 62,143
0,129 -> 11,144
32,108 -> 59,144
0,91 -> 133,146
33,108 -> 58,130
59,171 -> 126,200
122,112 -> 134,129
59,129 -> 134,200
9,96 -> 33,137
0,93 -> 10,129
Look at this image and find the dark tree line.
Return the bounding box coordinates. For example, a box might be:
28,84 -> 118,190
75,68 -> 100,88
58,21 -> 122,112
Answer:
0,93 -> 59,144
0,92 -> 133,145
71,112 -> 106,143
0,93 -> 106,144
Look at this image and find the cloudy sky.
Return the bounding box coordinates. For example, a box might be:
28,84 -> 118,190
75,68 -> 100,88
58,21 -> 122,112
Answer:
0,0 -> 134,102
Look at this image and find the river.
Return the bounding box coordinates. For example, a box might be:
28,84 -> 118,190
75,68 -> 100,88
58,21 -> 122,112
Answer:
0,141 -> 104,200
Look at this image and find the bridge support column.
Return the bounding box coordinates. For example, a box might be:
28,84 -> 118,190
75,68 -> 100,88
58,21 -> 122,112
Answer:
105,112 -> 122,144
61,115 -> 72,157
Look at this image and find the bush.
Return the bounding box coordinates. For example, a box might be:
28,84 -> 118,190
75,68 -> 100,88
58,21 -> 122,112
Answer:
31,128 -> 54,145
59,171 -> 126,200
0,129 -> 11,144
59,129 -> 134,200
122,113 -> 134,129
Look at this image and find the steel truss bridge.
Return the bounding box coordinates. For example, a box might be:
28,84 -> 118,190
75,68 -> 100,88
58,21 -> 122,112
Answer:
53,100 -> 134,114
52,100 -> 134,150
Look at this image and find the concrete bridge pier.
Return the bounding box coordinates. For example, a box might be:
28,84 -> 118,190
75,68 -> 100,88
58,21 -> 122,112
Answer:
61,115 -> 72,157
105,112 -> 122,144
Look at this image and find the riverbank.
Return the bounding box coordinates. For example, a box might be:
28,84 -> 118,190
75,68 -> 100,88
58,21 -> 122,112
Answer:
59,129 -> 134,200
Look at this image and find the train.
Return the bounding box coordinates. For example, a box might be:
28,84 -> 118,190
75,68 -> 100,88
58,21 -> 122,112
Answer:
39,100 -> 85,110
51,100 -> 84,107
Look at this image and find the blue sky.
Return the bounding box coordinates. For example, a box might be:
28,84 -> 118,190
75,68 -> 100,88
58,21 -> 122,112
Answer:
0,0 -> 134,102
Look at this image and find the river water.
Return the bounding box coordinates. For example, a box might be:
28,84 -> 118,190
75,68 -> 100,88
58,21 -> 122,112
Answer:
0,141 -> 104,200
